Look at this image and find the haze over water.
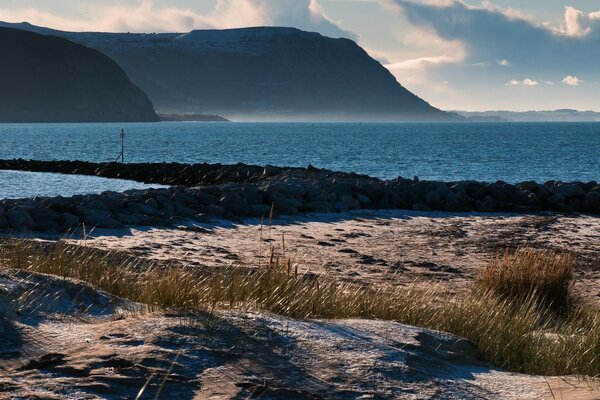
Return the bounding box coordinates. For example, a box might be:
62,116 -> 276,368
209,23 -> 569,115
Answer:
1,121 -> 599,197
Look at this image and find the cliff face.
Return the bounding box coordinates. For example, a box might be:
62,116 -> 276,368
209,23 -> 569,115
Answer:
0,27 -> 158,122
0,23 -> 460,121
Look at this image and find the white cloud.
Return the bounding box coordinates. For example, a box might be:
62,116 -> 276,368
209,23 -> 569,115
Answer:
480,0 -> 532,22
0,0 -> 353,38
497,59 -> 511,67
505,78 -> 539,86
562,75 -> 583,86
562,6 -> 590,37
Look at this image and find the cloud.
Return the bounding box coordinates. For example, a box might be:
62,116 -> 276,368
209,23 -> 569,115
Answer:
0,0 -> 354,38
505,78 -> 538,86
562,75 -> 583,86
497,59 -> 511,67
390,1 -> 600,79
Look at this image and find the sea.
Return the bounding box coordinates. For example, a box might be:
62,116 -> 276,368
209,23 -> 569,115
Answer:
0,121 -> 599,199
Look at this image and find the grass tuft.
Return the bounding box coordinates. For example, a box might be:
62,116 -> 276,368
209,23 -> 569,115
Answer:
478,248 -> 574,309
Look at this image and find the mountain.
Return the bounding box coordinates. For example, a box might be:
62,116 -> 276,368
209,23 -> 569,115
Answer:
455,109 -> 600,122
0,27 -> 158,122
0,22 -> 461,121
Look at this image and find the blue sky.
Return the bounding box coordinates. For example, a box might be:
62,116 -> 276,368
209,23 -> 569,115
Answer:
0,0 -> 599,111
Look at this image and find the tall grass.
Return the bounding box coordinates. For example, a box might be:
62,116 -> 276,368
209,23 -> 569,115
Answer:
479,248 -> 575,310
1,240 -> 600,377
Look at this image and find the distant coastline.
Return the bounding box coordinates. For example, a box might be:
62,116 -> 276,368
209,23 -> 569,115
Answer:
456,109 -> 600,122
158,113 -> 230,122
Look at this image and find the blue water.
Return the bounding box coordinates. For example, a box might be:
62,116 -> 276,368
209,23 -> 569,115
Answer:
0,122 -> 599,199
0,170 -> 166,200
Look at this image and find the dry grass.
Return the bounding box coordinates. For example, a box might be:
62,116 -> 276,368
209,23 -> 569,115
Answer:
479,248 -> 575,309
2,240 -> 600,377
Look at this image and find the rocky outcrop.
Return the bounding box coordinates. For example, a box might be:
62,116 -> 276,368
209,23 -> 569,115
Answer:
0,160 -> 598,233
0,27 -> 158,123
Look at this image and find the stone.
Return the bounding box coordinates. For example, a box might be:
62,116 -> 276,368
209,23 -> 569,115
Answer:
583,192 -> 600,213
173,202 -> 199,218
269,193 -> 303,214
86,199 -> 110,211
84,213 -> 122,229
126,202 -> 162,217
156,195 -> 175,216
7,209 -> 35,231
354,193 -> 372,205
0,215 -> 8,229
339,194 -> 360,209
550,183 -> 584,199
62,214 -> 81,231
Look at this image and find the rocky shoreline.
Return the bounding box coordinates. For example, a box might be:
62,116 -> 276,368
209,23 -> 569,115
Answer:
0,159 -> 599,233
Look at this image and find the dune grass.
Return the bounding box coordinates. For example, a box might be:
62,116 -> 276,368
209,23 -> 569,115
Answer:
1,239 -> 600,377
478,248 -> 575,310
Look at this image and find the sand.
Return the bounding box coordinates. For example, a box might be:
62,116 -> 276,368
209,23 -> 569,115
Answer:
74,210 -> 600,302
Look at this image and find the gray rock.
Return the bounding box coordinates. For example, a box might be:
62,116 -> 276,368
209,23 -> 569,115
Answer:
144,198 -> 159,209
114,212 -> 161,226
127,202 -> 162,217
240,185 -> 262,205
339,194 -> 360,209
29,207 -> 64,224
101,194 -> 127,210
269,193 -> 303,214
62,213 -> 81,231
0,215 -> 8,229
354,193 -> 372,205
156,194 -> 175,216
47,196 -> 75,211
173,202 -> 199,218
550,183 -> 584,199
86,199 -> 110,211
219,191 -> 248,213
583,192 -> 600,213
7,209 -> 35,231
84,213 -> 122,229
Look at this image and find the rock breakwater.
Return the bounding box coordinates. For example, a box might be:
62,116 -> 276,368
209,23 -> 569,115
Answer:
0,159 -> 598,233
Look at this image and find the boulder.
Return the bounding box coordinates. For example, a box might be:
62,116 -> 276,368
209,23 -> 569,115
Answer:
550,183 -> 584,199
84,212 -> 122,229
339,194 -> 360,209
582,192 -> 600,213
173,202 -> 200,218
126,202 -> 162,217
7,209 -> 35,231
61,213 -> 81,231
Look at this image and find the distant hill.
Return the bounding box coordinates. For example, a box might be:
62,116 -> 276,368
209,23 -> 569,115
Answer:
0,27 -> 158,122
158,113 -> 229,122
0,22 -> 462,122
456,109 -> 600,122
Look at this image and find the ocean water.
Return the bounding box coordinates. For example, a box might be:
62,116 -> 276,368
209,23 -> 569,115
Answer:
0,170 -> 166,200
0,122 -> 599,199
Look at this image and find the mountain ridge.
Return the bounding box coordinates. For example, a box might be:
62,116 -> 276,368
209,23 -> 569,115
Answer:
0,26 -> 158,123
0,22 -> 462,122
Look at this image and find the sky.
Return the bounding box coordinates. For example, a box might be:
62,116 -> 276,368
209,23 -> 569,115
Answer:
0,0 -> 599,111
